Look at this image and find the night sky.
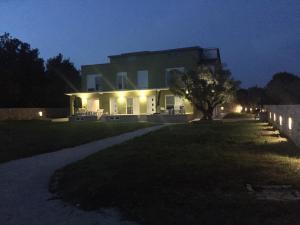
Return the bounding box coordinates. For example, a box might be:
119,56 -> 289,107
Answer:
1,0 -> 299,87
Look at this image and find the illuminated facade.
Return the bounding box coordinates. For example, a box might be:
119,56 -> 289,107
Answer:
67,47 -> 221,116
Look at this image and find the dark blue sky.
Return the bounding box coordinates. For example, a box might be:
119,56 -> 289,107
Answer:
1,0 -> 299,87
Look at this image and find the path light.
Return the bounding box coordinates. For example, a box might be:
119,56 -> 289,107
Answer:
220,106 -> 224,111
185,90 -> 189,94
273,113 -> 276,122
235,105 -> 243,113
288,117 -> 293,130
245,107 -> 248,112
38,111 -> 43,117
250,108 -> 253,112
279,116 -> 282,126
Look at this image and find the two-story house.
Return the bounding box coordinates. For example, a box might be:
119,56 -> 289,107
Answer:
67,46 -> 221,118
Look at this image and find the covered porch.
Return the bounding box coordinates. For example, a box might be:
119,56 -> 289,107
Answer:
67,89 -> 194,121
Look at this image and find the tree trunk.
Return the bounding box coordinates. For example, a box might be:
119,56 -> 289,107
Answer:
200,107 -> 214,121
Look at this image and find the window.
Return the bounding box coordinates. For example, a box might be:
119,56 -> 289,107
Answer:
95,76 -> 102,91
127,97 -> 133,114
87,74 -> 102,91
165,95 -> 175,110
165,67 -> 184,87
137,70 -> 148,89
116,72 -> 127,89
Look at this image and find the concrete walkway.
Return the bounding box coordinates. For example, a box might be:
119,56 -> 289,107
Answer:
0,125 -> 165,225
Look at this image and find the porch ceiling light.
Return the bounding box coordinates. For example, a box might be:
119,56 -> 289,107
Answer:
139,90 -> 147,102
117,91 -> 126,103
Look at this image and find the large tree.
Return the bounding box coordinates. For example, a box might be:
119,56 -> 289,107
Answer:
0,33 -> 45,107
45,54 -> 81,107
170,65 -> 239,120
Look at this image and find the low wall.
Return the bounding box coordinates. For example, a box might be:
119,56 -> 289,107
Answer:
264,105 -> 300,147
0,108 -> 68,120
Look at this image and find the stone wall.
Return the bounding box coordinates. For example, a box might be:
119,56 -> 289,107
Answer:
0,108 -> 68,120
264,105 -> 300,147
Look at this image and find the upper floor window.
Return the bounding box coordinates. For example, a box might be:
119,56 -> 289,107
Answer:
137,70 -> 148,89
165,67 -> 185,87
117,72 -> 128,89
87,74 -> 102,91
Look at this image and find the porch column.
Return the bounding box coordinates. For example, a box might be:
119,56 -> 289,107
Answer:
70,95 -> 75,116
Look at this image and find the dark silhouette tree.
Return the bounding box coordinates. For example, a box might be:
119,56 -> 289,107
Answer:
45,54 -> 81,107
0,33 -> 45,107
170,65 -> 240,120
265,72 -> 300,104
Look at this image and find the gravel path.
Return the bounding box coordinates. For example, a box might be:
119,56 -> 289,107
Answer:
0,125 -> 165,225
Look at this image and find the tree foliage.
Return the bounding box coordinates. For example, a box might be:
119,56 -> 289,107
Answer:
0,33 -> 45,107
0,33 -> 80,107
265,72 -> 300,104
236,86 -> 266,107
170,65 -> 240,120
45,54 -> 80,107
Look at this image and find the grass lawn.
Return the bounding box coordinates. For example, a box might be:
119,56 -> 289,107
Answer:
51,121 -> 300,225
0,120 -> 155,163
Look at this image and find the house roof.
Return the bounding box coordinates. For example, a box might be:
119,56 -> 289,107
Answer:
108,46 -> 203,58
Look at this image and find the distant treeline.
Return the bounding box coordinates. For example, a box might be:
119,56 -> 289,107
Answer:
237,72 -> 300,106
0,33 -> 81,108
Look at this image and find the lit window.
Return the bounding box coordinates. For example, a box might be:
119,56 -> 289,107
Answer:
288,117 -> 293,130
117,72 -> 127,89
279,116 -> 282,126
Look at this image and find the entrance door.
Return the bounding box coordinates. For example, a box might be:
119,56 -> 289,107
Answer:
147,95 -> 156,114
133,97 -> 140,114
127,97 -> 133,114
87,99 -> 100,112
109,97 -> 118,115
